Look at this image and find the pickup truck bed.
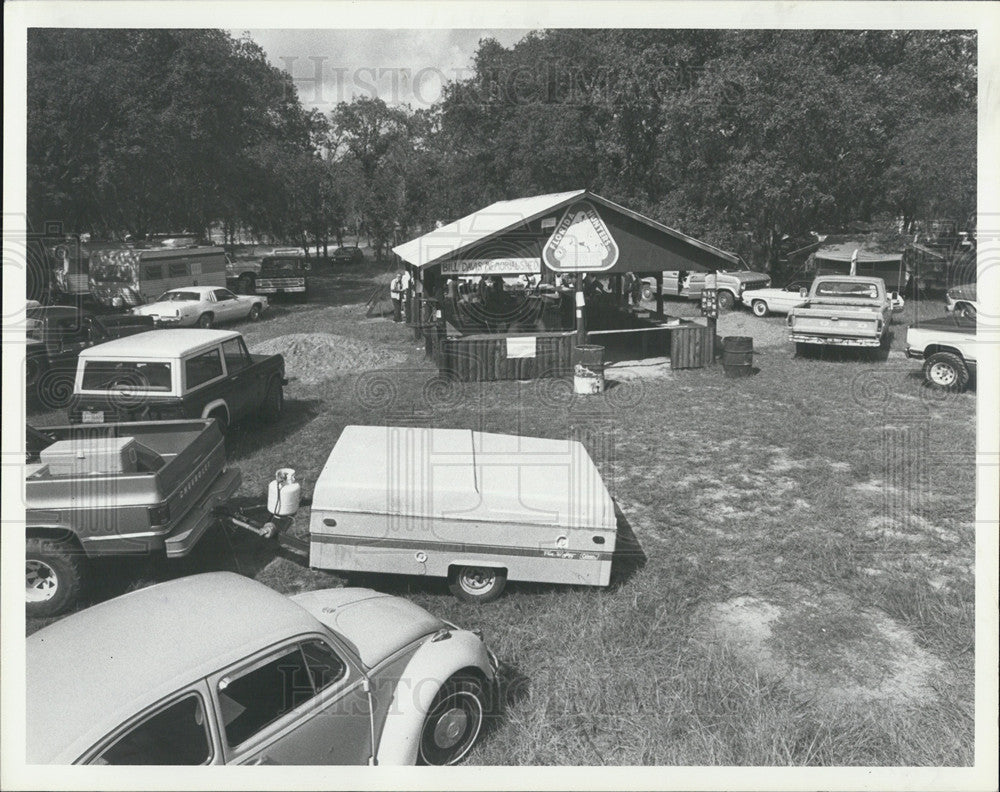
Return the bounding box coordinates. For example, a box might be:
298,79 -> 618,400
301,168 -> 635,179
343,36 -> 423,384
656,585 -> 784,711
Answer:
905,315 -> 977,391
26,419 -> 241,617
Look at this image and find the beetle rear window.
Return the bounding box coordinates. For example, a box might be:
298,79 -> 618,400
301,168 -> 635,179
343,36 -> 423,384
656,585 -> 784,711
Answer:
94,694 -> 211,765
81,361 -> 173,391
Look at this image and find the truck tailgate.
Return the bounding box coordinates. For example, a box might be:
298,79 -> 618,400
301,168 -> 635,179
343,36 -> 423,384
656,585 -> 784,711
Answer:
792,309 -> 880,337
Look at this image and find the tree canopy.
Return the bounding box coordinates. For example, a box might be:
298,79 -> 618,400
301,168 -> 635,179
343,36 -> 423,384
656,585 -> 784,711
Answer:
27,28 -> 976,265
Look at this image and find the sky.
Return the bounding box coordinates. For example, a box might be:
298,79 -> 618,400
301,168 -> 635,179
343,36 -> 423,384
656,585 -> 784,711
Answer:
236,29 -> 534,111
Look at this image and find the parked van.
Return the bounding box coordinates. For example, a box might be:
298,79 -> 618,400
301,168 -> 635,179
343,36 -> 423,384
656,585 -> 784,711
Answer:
89,246 -> 227,309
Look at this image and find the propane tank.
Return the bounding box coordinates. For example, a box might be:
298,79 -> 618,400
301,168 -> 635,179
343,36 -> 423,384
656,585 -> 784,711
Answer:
267,468 -> 301,516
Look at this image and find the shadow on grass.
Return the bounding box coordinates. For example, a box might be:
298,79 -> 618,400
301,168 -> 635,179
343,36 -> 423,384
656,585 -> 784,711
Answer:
610,501 -> 647,588
226,397 -> 326,460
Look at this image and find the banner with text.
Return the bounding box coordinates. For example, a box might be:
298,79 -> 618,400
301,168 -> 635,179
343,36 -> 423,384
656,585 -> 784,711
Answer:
440,257 -> 541,276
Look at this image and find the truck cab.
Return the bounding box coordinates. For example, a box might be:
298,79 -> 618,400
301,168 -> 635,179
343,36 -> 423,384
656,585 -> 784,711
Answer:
256,255 -> 310,297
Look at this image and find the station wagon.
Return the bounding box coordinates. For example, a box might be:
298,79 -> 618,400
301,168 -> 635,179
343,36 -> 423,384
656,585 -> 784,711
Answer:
69,329 -> 286,430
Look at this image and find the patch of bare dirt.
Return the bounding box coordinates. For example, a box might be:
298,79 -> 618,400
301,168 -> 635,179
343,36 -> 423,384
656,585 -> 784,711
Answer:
250,332 -> 407,384
704,589 -> 943,706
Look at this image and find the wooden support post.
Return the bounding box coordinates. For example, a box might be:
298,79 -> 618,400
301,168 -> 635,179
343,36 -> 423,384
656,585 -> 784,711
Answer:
655,272 -> 664,319
575,273 -> 587,346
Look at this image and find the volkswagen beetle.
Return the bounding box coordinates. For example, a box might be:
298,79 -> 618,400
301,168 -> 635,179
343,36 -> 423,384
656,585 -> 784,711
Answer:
27,573 -> 497,765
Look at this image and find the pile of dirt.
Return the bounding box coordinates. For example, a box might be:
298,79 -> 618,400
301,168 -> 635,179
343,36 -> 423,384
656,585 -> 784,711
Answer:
703,589 -> 943,706
250,333 -> 407,384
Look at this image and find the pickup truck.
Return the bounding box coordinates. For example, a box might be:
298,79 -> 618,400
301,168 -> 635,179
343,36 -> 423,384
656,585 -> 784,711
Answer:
26,306 -> 154,406
25,419 -> 242,616
226,255 -> 261,294
905,314 -> 977,391
642,263 -> 771,311
68,329 -> 286,431
255,255 -> 310,298
787,276 -> 892,353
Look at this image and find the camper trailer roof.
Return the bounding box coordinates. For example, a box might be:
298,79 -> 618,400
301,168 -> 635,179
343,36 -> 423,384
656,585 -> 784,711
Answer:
312,425 -> 616,532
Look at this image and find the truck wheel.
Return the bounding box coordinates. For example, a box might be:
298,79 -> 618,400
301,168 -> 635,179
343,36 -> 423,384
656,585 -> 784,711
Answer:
238,274 -> 256,294
716,291 -> 735,311
26,538 -> 84,618
197,312 -> 214,328
956,304 -> 976,321
448,566 -> 506,603
418,675 -> 487,765
248,303 -> 262,322
260,379 -> 283,421
751,300 -> 768,317
923,352 -> 969,392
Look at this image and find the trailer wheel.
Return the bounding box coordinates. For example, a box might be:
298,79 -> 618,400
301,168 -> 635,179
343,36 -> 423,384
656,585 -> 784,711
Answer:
26,537 -> 84,618
923,352 -> 969,392
448,566 -> 506,603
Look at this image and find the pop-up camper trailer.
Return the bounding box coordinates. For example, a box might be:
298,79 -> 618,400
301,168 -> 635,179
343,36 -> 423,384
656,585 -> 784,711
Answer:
309,425 -> 618,602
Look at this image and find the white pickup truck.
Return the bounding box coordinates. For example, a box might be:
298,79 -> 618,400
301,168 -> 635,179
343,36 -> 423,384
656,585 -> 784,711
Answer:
905,315 -> 977,391
788,275 -> 891,354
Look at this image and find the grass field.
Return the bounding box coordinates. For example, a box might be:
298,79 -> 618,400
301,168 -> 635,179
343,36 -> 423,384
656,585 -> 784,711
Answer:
25,261 -> 977,765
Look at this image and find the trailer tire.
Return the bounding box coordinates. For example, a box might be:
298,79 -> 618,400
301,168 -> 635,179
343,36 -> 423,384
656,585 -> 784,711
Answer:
448,566 -> 506,603
26,537 -> 84,618
923,352 -> 969,392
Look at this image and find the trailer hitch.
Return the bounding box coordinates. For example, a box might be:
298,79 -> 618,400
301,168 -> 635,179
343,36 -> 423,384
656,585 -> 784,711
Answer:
211,501 -> 310,560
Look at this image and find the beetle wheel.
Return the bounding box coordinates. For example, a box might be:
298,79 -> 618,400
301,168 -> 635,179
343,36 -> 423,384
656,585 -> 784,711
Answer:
418,676 -> 486,765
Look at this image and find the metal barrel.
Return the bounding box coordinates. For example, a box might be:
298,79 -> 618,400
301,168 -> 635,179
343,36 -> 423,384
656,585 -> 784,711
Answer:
721,336 -> 753,377
573,344 -> 605,394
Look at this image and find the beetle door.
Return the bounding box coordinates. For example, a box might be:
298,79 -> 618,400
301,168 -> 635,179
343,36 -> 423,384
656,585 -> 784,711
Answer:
214,637 -> 374,766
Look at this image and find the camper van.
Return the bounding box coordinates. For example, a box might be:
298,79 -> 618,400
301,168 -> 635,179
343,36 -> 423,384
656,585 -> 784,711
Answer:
89,246 -> 228,309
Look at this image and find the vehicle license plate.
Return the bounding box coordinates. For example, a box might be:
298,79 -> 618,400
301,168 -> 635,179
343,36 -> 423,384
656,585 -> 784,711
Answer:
81,411 -> 104,424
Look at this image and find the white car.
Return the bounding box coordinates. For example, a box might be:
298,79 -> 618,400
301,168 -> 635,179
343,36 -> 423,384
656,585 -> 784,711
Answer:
131,286 -> 267,328
741,279 -> 813,317
27,573 -> 498,765
945,283 -> 977,320
743,278 -> 904,318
